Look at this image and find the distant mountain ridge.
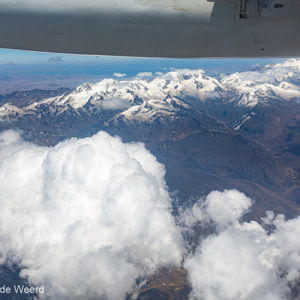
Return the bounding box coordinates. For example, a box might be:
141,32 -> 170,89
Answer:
0,58 -> 296,119
0,70 -> 229,125
1,60 -> 299,125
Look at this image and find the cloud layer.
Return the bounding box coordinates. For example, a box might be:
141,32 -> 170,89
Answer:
1,130 -> 300,300
182,190 -> 300,300
101,97 -> 130,110
0,130 -> 183,299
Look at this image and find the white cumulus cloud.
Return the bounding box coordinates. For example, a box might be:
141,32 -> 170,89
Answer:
182,190 -> 300,300
0,130 -> 183,300
113,73 -> 127,78
136,72 -> 153,78
1,129 -> 300,300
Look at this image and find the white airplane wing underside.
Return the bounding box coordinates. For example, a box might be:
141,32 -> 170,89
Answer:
0,0 -> 299,57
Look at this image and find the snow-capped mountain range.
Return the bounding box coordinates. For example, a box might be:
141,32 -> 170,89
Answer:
0,70 -> 229,124
222,59 -> 300,107
1,59 -> 299,128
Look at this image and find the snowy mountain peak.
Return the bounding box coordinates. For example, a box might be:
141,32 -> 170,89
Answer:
0,59 -> 299,123
221,59 -> 300,107
43,69 -> 228,115
266,58 -> 300,70
76,82 -> 94,92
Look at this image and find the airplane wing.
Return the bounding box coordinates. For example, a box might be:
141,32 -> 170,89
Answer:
0,0 -> 299,57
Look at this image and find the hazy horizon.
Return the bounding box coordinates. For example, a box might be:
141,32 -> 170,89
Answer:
0,48 -> 287,93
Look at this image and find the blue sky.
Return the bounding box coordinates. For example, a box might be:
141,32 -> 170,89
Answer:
0,48 -> 286,93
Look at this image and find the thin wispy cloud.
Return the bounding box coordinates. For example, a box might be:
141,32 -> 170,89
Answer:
101,98 -> 129,110
48,56 -> 63,63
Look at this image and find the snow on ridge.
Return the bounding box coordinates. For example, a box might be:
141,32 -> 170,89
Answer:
233,81 -> 300,108
265,58 -> 300,70
35,69 -> 226,114
223,58 -> 300,88
0,59 -> 299,123
221,59 -> 300,107
0,104 -> 25,122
